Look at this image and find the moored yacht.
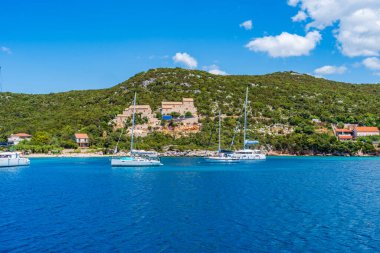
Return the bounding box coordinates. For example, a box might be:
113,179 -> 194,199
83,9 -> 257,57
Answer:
231,87 -> 266,161
230,149 -> 266,160
111,155 -> 162,167
111,92 -> 163,167
0,152 -> 30,167
204,111 -> 239,163
204,151 -> 239,163
131,150 -> 159,158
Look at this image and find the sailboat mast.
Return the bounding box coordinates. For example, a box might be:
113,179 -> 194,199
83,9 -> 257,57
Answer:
243,87 -> 248,149
0,66 -> 2,92
218,111 -> 221,152
130,92 -> 137,153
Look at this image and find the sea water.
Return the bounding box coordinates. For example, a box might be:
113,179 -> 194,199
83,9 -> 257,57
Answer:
0,157 -> 379,252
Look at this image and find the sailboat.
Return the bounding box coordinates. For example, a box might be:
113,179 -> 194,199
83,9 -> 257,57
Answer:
204,111 -> 239,163
111,93 -> 163,167
230,87 -> 266,161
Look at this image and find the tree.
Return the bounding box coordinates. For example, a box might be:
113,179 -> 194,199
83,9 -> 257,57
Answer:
170,112 -> 181,118
31,131 -> 51,145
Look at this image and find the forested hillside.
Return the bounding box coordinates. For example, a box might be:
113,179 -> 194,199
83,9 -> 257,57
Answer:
1,68 -> 379,155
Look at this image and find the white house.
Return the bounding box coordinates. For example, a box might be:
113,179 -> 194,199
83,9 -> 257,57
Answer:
8,133 -> 32,145
353,127 -> 380,138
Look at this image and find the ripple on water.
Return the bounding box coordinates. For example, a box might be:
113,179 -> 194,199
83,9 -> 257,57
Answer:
0,157 -> 380,252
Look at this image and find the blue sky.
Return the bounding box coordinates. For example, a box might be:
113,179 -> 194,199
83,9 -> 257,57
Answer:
1,0 -> 379,93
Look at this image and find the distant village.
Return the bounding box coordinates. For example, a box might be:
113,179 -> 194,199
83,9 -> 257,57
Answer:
3,97 -> 380,150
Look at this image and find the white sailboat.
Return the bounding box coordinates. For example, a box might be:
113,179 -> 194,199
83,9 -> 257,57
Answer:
230,87 -> 266,161
111,93 -> 163,167
204,111 -> 239,163
0,152 -> 30,167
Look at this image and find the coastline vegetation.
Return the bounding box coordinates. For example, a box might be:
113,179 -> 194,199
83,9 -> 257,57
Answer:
0,68 -> 379,155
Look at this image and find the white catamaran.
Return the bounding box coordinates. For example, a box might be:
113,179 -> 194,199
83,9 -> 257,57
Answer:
230,87 -> 266,161
111,93 -> 163,167
204,111 -> 239,163
0,152 -> 30,167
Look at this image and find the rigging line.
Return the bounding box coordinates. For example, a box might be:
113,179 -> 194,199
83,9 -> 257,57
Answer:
206,112 -> 219,147
230,122 -> 240,150
114,127 -> 124,154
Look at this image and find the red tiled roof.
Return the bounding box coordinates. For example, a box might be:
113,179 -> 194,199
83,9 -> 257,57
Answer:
14,133 -> 32,137
75,133 -> 89,139
129,105 -> 150,109
339,135 -> 353,140
335,128 -> 352,133
355,127 -> 379,132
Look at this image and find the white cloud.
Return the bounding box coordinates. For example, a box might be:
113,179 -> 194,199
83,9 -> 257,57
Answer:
292,11 -> 308,22
362,57 -> 380,70
288,0 -> 300,7
172,52 -> 198,68
337,8 -> 380,57
0,46 -> 12,54
288,0 -> 380,57
204,65 -> 228,75
246,31 -> 321,57
314,65 -> 347,75
240,20 -> 253,30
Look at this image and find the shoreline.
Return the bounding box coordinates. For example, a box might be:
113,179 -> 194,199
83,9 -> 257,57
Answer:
24,152 -> 378,158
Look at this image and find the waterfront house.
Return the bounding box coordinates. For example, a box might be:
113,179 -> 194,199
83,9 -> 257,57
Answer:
7,133 -> 32,145
338,135 -> 353,141
333,125 -> 379,141
75,133 -> 90,148
353,126 -> 380,138
334,128 -> 353,141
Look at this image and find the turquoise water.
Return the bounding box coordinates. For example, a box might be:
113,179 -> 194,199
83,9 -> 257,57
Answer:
0,157 -> 379,252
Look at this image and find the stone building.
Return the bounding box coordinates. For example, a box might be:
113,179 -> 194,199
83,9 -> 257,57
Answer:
161,98 -> 197,116
113,105 -> 158,129
113,104 -> 160,136
112,98 -> 200,136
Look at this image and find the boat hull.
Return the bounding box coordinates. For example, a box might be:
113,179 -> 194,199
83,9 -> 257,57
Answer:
204,157 -> 239,163
111,159 -> 163,167
231,149 -> 267,161
232,154 -> 266,161
0,158 -> 30,167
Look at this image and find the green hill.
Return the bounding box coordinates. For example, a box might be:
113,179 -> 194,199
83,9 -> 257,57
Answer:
1,68 -> 379,155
